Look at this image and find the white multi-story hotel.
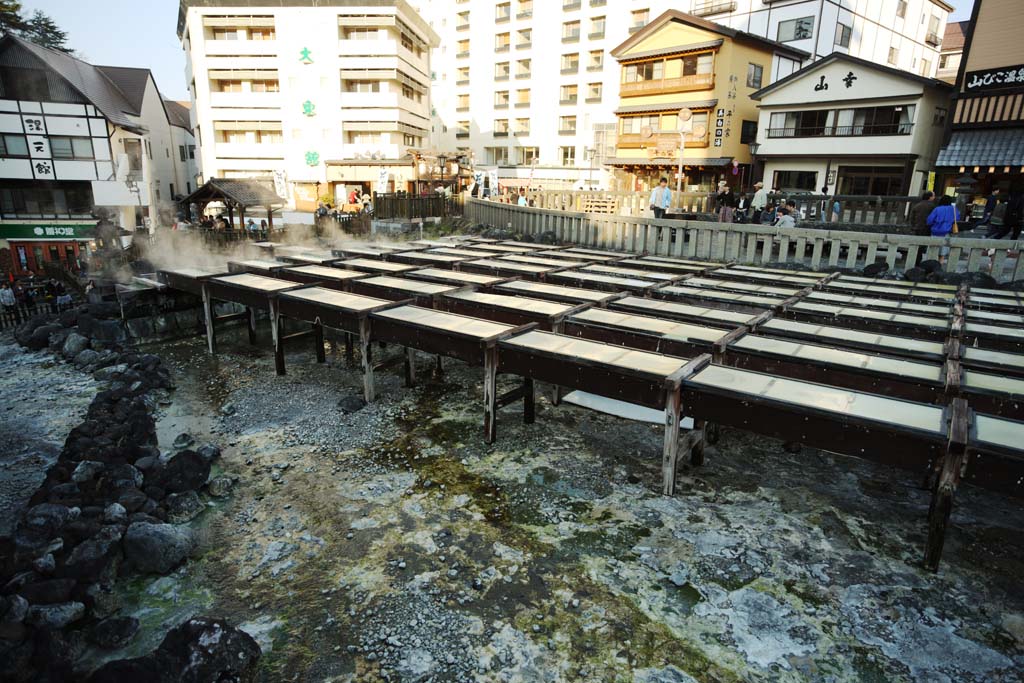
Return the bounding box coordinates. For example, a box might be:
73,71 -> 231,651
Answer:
178,0 -> 439,212
417,0 -> 952,191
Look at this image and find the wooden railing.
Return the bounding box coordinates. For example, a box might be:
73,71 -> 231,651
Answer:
465,198 -> 1024,283
619,72 -> 715,96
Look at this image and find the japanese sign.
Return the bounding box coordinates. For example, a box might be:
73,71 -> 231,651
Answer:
300,47 -> 313,64
22,115 -> 44,134
32,160 -> 54,179
27,136 -> 49,158
302,100 -> 316,117
964,64 -> 1024,93
0,224 -> 95,240
305,151 -> 320,166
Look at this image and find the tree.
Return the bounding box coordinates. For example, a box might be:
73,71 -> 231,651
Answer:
0,1 -> 27,35
21,9 -> 71,53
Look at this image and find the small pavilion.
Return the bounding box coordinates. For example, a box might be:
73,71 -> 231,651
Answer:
182,178 -> 285,231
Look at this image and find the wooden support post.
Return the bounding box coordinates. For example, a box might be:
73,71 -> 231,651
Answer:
662,386 -> 682,495
552,383 -> 562,406
523,377 -> 535,424
434,355 -> 444,378
247,307 -> 257,345
483,345 -> 498,443
201,283 -> 216,355
360,318 -> 375,402
345,332 -> 355,367
404,347 -> 417,387
690,419 -> 707,466
925,398 -> 969,572
270,299 -> 284,376
313,321 -> 325,363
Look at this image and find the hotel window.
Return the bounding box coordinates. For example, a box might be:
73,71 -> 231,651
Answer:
211,28 -> 239,40
403,133 -> 420,147
515,88 -> 531,106
516,59 -> 531,79
623,61 -> 662,83
518,146 -> 539,165
457,66 -> 470,84
0,134 -> 28,157
457,39 -> 470,57
746,63 -> 763,88
495,90 -> 510,108
486,146 -> 509,164
560,146 -> 575,166
896,0 -> 907,18
561,53 -> 579,74
517,28 -> 531,48
496,2 -> 511,21
920,58 -> 931,77
457,121 -> 470,137
179,145 -> 187,161
563,20 -> 580,42
496,62 -> 510,80
456,11 -> 469,29
344,28 -> 378,40
888,46 -> 898,65
250,28 -> 275,40
559,115 -> 576,134
777,17 -> 813,42
50,136 -> 94,160
345,80 -> 380,92
835,22 -> 851,48
590,16 -> 605,39
588,50 -> 603,71
457,93 -> 470,111
496,32 -> 510,51
560,84 -> 578,104
682,53 -> 713,75
933,107 -> 947,126
215,79 -> 243,92
250,79 -> 279,92
586,82 -> 602,102
495,118 -> 510,135
630,9 -> 649,31
514,118 -> 530,135
517,0 -> 533,18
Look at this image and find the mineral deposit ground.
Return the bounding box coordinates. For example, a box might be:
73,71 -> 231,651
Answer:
5,324 -> 1024,682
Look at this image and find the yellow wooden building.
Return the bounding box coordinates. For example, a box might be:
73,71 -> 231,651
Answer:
608,10 -> 807,194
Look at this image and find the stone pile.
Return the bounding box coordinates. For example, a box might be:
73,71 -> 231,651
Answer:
0,305 -> 258,682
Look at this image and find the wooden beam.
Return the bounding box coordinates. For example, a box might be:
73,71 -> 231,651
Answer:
662,385 -> 683,495
314,321 -> 325,363
201,283 -> 216,355
247,307 -> 257,345
925,398 -> 970,572
360,317 -> 375,402
270,298 -> 284,376
483,345 -> 498,443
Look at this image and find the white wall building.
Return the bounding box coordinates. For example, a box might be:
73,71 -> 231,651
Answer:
751,53 -> 953,196
416,0 -> 951,192
0,35 -> 198,245
178,0 -> 438,212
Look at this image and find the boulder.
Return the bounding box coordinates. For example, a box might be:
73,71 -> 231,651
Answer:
72,460 -> 107,483
73,348 -> 101,369
195,444 -> 221,464
24,323 -> 63,350
90,616 -> 140,649
172,433 -> 194,449
31,553 -> 56,575
122,523 -> 195,574
15,504 -> 76,555
903,267 -> 927,282
207,476 -> 234,498
62,332 -> 90,359
24,601 -> 85,629
960,271 -> 998,288
147,451 -> 210,494
103,503 -> 127,524
338,395 -> 368,415
118,489 -> 148,513
919,259 -> 942,273
862,262 -> 888,277
18,578 -> 76,605
94,364 -> 128,382
63,525 -> 124,580
0,595 -> 29,640
164,491 -> 204,524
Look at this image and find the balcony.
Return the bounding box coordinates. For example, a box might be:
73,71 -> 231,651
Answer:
590,0 -> 606,5
692,0 -> 737,16
587,63 -> 603,72
494,103 -> 509,110
456,78 -> 469,86
495,45 -> 510,53
494,131 -> 509,137
560,66 -> 578,75
585,96 -> 601,103
560,97 -> 578,105
496,13 -> 510,24
616,132 -> 709,149
514,129 -> 529,137
205,39 -> 278,56
766,122 -> 914,138
516,10 -> 532,19
457,50 -> 470,59
456,132 -> 469,139
516,72 -> 530,79
456,105 -> 470,112
925,31 -> 942,46
558,128 -> 577,135
563,0 -> 581,9
514,101 -> 530,108
496,73 -> 510,81
589,31 -> 605,40
562,33 -> 580,44
628,23 -> 646,34
619,72 -> 714,96
457,22 -> 469,31
517,41 -> 532,49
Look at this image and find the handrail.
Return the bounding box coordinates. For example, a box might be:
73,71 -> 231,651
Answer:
766,123 -> 913,138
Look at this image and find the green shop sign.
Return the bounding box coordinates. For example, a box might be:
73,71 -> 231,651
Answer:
0,224 -> 96,240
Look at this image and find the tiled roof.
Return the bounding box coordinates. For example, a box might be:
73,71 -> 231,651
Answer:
616,99 -> 718,115
936,129 -> 1024,167
163,99 -> 192,130
96,65 -> 152,114
942,21 -> 969,52
185,178 -> 284,207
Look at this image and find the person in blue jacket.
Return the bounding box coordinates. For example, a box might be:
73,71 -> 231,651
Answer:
927,195 -> 959,263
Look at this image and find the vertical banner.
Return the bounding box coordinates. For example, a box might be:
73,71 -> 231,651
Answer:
377,168 -> 389,193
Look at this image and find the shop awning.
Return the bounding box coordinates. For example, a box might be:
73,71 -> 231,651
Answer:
615,99 -> 718,115
606,156 -> 734,167
936,129 -> 1024,168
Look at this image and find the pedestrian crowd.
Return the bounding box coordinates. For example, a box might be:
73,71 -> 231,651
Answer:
0,276 -> 76,327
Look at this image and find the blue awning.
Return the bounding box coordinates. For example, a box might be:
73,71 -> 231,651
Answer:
936,128 -> 1024,167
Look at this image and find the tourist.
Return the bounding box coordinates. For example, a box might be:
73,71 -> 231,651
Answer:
985,195 -> 1010,239
910,191 -> 936,237
517,189 -> 528,207
1007,191 -> 1024,240
716,182 -> 736,223
927,196 -> 959,264
774,207 -> 796,228
750,182 -> 767,224
829,196 -> 841,222
735,192 -> 749,223
648,177 -> 671,219
246,218 -> 257,233
979,187 -> 1000,227
0,282 -> 17,324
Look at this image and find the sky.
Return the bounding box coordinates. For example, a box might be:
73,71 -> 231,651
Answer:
26,0 -> 977,103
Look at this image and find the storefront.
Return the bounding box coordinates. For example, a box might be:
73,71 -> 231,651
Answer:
0,223 -> 96,279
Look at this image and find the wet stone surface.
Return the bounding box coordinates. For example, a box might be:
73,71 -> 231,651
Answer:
82,328 -> 1024,681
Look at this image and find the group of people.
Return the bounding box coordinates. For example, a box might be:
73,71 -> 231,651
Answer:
648,177 -> 804,228
0,277 -> 73,325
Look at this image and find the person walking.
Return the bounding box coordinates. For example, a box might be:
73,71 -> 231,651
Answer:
649,178 -> 671,219
716,182 -> 736,223
1007,191 -> 1024,241
774,207 -> 796,228
750,182 -> 767,225
910,191 -> 936,237
985,196 -> 1010,239
927,196 -> 959,264
517,189 -> 528,207
0,282 -> 17,325
979,187 -> 1000,227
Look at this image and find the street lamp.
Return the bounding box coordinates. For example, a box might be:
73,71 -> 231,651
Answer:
585,147 -> 595,190
748,141 -> 760,190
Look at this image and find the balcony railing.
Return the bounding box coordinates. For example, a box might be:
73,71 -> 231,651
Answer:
516,11 -> 532,19
456,132 -> 469,138
514,129 -> 529,136
562,33 -> 580,43
925,31 -> 942,46
457,22 -> 469,31
494,102 -> 509,109
559,128 -> 577,135
560,66 -> 578,74
517,41 -> 531,49
560,96 -> 578,105
692,0 -> 737,16
457,50 -> 469,58
495,44 -> 510,53
617,132 -> 709,149
589,31 -> 605,40
456,78 -> 469,86
494,130 -> 509,137
563,0 -> 582,9
587,63 -> 603,72
619,72 -> 714,96
514,101 -> 530,108
516,71 -> 530,79
590,0 -> 606,5
766,122 -> 914,138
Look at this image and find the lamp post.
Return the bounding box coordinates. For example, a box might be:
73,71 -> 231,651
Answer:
585,147 -> 595,190
748,141 -> 760,191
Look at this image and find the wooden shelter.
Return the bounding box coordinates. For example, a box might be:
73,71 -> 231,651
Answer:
183,178 -> 284,231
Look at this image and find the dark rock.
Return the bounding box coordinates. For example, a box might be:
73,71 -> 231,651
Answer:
58,309 -> 79,328
862,262 -> 888,277
118,489 -> 148,513
904,267 -> 927,282
164,491 -> 204,524
72,460 -> 107,483
122,522 -> 195,574
207,476 -> 234,498
24,602 -> 85,629
94,364 -> 128,382
62,332 -> 90,359
147,451 -> 210,494
87,617 -> 261,683
127,512 -> 162,525
15,504 -> 76,554
338,395 -> 368,414
172,433 -> 194,449
49,327 -> 72,352
195,444 -> 221,464
89,319 -> 127,344
960,271 -> 998,288
783,441 -> 803,454
103,503 -> 127,524
63,525 -> 123,580
61,518 -> 102,546
18,579 -> 76,604
84,583 -> 121,619
0,595 -> 29,625
134,456 -> 158,472
143,485 -> 166,501
73,349 -> 101,369
90,616 -> 140,650
47,483 -> 82,506
919,259 -> 942,273
32,553 -> 56,575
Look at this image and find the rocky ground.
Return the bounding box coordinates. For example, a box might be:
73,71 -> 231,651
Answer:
44,322 -> 1019,683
